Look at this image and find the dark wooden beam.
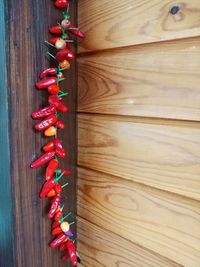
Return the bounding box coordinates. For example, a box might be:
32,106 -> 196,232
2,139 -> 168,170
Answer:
1,0 -> 77,266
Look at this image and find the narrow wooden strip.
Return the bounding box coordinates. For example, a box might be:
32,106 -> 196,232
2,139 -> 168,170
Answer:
78,114 -> 200,200
78,0 -> 200,52
0,1 -> 15,266
77,167 -> 200,267
77,217 -> 182,267
78,37 -> 200,121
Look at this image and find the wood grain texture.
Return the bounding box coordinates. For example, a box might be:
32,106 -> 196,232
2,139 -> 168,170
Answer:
77,167 -> 200,267
77,217 -> 182,267
7,0 -> 77,266
78,37 -> 200,121
78,0 -> 200,52
78,114 -> 200,200
0,1 -> 15,266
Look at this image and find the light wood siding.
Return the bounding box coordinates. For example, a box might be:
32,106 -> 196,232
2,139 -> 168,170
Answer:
77,1 -> 200,266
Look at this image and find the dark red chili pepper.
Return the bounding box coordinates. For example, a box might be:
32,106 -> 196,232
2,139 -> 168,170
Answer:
52,221 -> 61,229
48,196 -> 61,219
67,240 -> 78,266
62,251 -> 69,262
55,0 -> 68,9
30,151 -> 56,168
45,159 -> 59,181
49,25 -> 62,35
31,105 -> 56,119
56,120 -> 65,129
69,25 -> 85,39
54,210 -> 63,221
50,233 -> 67,249
48,95 -> 68,112
40,68 -> 57,79
56,48 -> 75,62
55,184 -> 63,195
34,114 -> 57,131
52,226 -> 62,236
43,141 -> 55,152
54,138 -> 66,158
36,77 -> 65,89
59,242 -> 68,251
40,179 -> 56,198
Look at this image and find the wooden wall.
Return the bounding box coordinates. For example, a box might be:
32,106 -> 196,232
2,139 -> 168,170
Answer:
77,1 -> 200,266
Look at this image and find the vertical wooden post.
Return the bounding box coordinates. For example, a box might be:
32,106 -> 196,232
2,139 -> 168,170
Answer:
0,0 -> 77,266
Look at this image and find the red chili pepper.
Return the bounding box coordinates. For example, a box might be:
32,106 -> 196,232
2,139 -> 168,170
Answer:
56,120 -> 65,129
54,138 -> 66,158
62,251 -> 69,262
69,25 -> 85,39
34,114 -> 57,131
67,240 -> 78,266
52,221 -> 61,229
49,37 -> 60,45
43,141 -> 55,152
52,226 -> 62,236
54,210 -> 63,222
40,179 -> 56,198
59,242 -> 68,251
45,159 -> 59,181
48,196 -> 61,219
55,184 -> 63,195
55,0 -> 68,9
59,169 -> 72,175
50,233 -> 67,248
36,77 -> 64,89
49,25 -> 62,35
48,85 -> 60,95
31,105 -> 56,119
31,151 -> 56,168
48,95 -> 68,112
56,48 -> 74,62
40,68 -> 57,79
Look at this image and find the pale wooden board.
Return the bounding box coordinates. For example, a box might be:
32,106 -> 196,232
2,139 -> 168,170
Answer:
77,217 -> 182,267
78,114 -> 200,200
77,167 -> 200,267
78,0 -> 200,52
78,37 -> 200,121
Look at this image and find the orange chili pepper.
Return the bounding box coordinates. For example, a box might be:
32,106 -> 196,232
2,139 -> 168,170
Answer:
60,60 -> 70,69
47,189 -> 56,197
44,126 -> 57,136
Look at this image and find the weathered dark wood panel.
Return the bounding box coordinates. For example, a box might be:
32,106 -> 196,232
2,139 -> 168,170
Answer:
0,0 -> 77,266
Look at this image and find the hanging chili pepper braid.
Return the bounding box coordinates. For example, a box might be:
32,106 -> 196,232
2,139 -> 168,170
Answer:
30,1 -> 84,265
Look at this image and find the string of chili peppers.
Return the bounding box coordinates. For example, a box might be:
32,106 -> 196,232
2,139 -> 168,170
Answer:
30,1 -> 85,265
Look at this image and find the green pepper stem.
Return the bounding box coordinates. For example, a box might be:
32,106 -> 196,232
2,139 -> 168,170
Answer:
45,40 -> 55,48
69,27 -> 78,30
60,211 -> 72,223
69,221 -> 75,226
55,172 -> 65,182
57,77 -> 66,83
58,92 -> 68,97
62,182 -> 69,188
47,52 -> 58,63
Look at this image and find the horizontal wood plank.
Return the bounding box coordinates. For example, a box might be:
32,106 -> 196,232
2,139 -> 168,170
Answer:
77,167 -> 200,267
78,37 -> 200,121
77,217 -> 182,267
78,114 -> 200,200
78,0 -> 200,52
